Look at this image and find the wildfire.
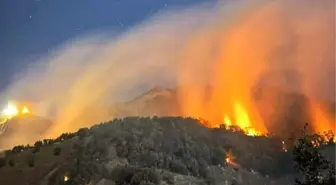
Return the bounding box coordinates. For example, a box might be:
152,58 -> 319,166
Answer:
1,102 -> 30,119
221,102 -> 264,137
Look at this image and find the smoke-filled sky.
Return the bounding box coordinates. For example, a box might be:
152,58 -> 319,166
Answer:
0,0 -> 335,139
0,0 -> 213,88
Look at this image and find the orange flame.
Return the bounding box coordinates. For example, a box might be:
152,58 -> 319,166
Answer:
220,102 -> 264,136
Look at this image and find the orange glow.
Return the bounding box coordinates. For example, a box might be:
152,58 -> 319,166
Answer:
310,103 -> 336,142
225,151 -> 239,167
21,106 -> 30,114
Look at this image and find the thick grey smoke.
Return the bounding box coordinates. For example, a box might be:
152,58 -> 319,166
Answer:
0,0 -> 334,143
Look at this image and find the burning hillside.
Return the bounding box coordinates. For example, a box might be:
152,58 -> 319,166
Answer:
0,102 -> 52,150
111,87 -> 336,141
0,0 -> 333,141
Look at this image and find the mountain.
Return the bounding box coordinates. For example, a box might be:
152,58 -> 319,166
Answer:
110,88 -> 181,117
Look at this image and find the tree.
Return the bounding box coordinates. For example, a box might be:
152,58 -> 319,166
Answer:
12,145 -> 24,153
77,128 -> 90,138
34,141 -> 43,148
293,123 -> 335,185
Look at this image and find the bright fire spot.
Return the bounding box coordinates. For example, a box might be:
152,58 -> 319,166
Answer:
225,156 -> 231,163
2,102 -> 19,119
64,175 -> 69,182
225,151 -> 239,167
1,102 -> 31,120
220,102 -> 264,137
21,106 -> 30,114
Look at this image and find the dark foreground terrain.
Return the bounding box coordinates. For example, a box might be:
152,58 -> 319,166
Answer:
0,117 -> 334,185
0,117 -> 336,185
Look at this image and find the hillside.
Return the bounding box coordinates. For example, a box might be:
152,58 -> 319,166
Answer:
0,117 -> 306,185
0,114 -> 52,150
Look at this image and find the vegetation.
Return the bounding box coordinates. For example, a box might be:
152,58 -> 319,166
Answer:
293,124 -> 335,185
0,117 -> 335,185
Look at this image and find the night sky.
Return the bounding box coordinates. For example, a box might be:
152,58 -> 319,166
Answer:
0,0 -> 212,89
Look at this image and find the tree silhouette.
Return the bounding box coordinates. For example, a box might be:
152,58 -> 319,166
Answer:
293,123 -> 335,185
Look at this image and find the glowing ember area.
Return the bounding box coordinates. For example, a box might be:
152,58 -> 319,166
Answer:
281,141 -> 287,152
1,102 -> 30,119
64,176 -> 69,182
225,151 -> 239,167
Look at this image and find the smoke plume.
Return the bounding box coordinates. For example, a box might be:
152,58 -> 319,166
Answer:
0,0 -> 334,143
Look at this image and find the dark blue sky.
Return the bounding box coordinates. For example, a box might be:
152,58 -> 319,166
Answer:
0,0 -> 211,88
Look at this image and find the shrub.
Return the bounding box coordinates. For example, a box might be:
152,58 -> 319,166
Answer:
53,147 -> 62,156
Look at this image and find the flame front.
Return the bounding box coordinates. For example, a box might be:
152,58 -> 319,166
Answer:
221,102 -> 264,136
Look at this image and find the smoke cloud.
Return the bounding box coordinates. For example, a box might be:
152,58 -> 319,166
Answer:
0,0 -> 334,144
